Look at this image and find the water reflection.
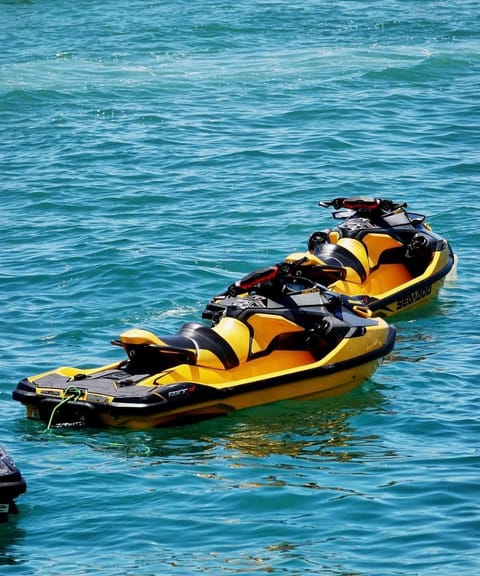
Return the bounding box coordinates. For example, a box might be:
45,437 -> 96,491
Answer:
12,375 -> 394,478
0,524 -> 26,568
388,330 -> 434,363
9,381 -> 394,574
61,381 -> 390,464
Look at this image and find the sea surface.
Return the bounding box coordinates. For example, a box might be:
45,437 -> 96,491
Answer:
1,1 -> 479,574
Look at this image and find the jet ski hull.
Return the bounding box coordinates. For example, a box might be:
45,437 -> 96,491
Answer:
13,304 -> 395,429
309,197 -> 455,317
205,197 -> 455,319
347,245 -> 454,316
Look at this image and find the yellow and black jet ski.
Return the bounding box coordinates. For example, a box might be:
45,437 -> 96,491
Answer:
205,197 -> 455,318
13,286 -> 395,429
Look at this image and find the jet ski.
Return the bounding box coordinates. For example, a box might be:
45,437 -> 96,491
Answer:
204,197 -> 455,318
0,444 -> 26,521
13,285 -> 395,429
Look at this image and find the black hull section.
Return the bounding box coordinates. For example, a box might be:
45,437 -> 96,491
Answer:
0,445 -> 27,521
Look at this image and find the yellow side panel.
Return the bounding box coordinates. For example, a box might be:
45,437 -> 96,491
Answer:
153,349 -> 317,388
246,313 -> 303,355
362,233 -> 403,268
195,348 -> 225,370
424,247 -> 450,275
329,264 -> 413,297
365,264 -> 412,295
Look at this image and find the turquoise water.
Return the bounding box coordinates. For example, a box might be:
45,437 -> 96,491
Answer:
1,0 -> 479,573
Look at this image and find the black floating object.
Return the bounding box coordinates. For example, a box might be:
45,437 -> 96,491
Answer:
0,444 -> 27,521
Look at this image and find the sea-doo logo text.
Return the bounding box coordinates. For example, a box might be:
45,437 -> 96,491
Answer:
167,385 -> 196,398
396,284 -> 432,311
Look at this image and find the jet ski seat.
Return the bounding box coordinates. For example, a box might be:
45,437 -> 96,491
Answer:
312,237 -> 370,284
178,322 -> 241,370
118,323 -> 243,372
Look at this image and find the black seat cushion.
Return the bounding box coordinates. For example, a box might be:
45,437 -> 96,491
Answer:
178,322 -> 240,369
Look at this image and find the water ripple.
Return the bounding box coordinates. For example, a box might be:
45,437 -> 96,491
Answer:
2,1 -> 479,574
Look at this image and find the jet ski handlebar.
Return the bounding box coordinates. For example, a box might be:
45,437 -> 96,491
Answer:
319,197 -> 407,214
227,257 -> 323,297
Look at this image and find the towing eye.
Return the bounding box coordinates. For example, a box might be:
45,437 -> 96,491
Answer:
43,385 -> 83,433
